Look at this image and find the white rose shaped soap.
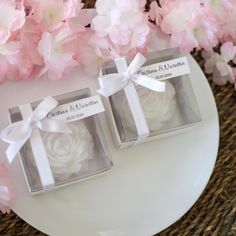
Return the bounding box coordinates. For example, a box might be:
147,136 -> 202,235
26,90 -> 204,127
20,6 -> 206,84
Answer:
117,81 -> 176,132
42,122 -> 94,181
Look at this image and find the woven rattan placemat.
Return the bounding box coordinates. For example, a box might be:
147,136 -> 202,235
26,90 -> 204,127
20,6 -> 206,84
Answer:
0,0 -> 236,234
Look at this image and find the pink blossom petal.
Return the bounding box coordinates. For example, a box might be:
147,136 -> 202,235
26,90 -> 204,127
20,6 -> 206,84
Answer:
0,161 -> 15,214
161,8 -> 192,34
74,8 -> 97,28
63,0 -> 83,19
220,41 -> 236,62
0,0 -> 25,44
91,15 -> 111,37
78,47 -> 102,76
205,54 -> 222,74
80,9 -> 97,26
160,0 -> 219,52
37,26 -> 78,80
28,0 -> 83,31
216,61 -> 230,77
212,69 -> 228,85
116,0 -> 140,10
119,9 -> 143,26
193,23 -> 217,50
201,49 -> 215,60
68,17 -> 86,33
38,32 -> 53,60
11,1 -> 25,31
0,31 -> 11,45
131,22 -> 150,47
20,18 -> 43,66
0,42 -> 20,56
227,67 -> 236,83
92,0 -> 149,58
109,26 -> 131,46
35,66 -> 49,80
171,31 -> 198,53
95,0 -> 116,15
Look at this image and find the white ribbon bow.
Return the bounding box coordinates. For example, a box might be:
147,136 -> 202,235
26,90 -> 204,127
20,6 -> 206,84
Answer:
1,96 -> 72,163
97,53 -> 165,97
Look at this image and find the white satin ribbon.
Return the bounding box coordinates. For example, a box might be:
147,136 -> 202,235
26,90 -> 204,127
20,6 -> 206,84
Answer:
97,53 -> 165,142
1,96 -> 72,163
97,53 -> 165,97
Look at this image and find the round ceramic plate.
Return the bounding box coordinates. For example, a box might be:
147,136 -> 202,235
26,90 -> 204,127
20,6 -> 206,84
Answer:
0,55 -> 219,236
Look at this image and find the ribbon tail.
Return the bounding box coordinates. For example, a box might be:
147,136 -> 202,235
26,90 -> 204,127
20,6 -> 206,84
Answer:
97,73 -> 126,97
115,57 -> 128,72
127,53 -> 146,74
133,75 -> 166,92
0,121 -> 30,143
30,96 -> 58,121
6,138 -> 28,163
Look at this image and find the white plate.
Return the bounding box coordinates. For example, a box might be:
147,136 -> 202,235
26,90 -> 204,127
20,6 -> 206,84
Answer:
0,55 -> 219,236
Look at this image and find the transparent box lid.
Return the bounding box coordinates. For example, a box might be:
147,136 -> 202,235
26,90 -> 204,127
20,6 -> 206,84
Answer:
101,48 -> 202,143
9,88 -> 113,194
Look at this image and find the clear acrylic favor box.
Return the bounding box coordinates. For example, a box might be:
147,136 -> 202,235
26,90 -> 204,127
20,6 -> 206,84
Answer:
101,48 -> 202,148
8,89 -> 113,195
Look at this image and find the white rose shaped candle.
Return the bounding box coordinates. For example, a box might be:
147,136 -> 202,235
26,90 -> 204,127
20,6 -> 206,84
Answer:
117,81 -> 176,132
42,122 -> 94,181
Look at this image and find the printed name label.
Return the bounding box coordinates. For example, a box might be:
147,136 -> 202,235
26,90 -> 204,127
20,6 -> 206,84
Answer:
137,56 -> 191,81
47,95 -> 105,122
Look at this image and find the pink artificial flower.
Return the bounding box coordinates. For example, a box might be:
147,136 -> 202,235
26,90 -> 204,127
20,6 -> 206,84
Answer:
3,18 -> 44,81
75,29 -> 112,76
95,0 -> 146,15
159,0 -> 218,53
37,25 -> 78,80
203,0 -> 234,20
4,49 -> 34,81
0,41 -> 21,83
0,41 -> 20,56
27,0 -> 84,31
68,15 -> 87,33
214,0 -> 236,43
0,0 -> 25,44
19,18 -> 43,67
0,161 -> 15,214
0,17 -> 44,82
203,42 -> 236,85
92,0 -> 150,57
